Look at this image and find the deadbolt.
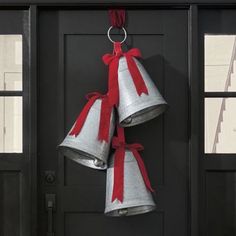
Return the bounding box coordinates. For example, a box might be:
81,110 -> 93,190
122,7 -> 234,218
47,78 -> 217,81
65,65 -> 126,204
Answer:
44,171 -> 56,184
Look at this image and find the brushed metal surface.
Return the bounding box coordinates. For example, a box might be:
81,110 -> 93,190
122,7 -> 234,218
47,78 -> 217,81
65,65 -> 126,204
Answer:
117,57 -> 168,127
105,150 -> 156,216
59,99 -> 115,170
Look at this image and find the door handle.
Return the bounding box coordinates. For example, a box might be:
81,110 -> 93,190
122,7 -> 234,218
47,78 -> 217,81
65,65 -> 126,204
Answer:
45,194 -> 56,236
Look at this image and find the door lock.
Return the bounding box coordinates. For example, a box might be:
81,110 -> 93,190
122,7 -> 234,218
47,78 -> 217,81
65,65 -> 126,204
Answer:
44,171 -> 56,184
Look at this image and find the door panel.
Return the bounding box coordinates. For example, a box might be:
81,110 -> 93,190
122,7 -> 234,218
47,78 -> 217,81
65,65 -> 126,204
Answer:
65,212 -> 163,235
39,9 -> 188,236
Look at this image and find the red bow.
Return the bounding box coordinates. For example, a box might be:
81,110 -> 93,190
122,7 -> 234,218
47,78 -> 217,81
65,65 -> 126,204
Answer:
111,125 -> 154,202
103,42 -> 149,106
69,92 -> 112,142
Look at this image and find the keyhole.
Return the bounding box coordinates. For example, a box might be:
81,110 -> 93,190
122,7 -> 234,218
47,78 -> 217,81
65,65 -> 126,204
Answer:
45,171 -> 56,184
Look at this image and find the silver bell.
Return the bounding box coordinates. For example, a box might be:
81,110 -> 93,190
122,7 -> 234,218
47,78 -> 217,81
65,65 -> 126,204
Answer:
118,57 -> 168,127
59,98 -> 115,170
105,150 -> 156,216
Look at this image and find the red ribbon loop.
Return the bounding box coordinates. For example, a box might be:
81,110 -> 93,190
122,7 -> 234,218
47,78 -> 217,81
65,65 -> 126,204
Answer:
108,9 -> 126,28
111,125 -> 154,202
103,42 -> 149,106
69,92 -> 112,143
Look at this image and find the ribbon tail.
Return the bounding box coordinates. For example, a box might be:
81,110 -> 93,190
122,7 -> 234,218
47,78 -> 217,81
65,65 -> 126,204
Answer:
108,59 -> 120,106
116,124 -> 125,143
112,148 -> 125,202
132,149 -> 154,193
98,98 -> 112,142
69,97 -> 97,136
126,56 -> 149,96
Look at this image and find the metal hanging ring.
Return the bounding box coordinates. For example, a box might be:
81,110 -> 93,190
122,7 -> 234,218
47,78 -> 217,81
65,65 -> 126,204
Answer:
107,26 -> 127,44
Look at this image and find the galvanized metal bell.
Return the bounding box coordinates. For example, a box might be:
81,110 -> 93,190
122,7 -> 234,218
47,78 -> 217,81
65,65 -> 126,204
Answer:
103,42 -> 168,127
59,95 -> 115,170
117,56 -> 168,127
105,150 -> 156,216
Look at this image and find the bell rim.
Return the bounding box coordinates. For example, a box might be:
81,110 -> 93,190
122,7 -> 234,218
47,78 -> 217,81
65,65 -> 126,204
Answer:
119,102 -> 168,127
69,156 -> 107,170
104,203 -> 156,217
58,145 -> 108,170
59,138 -> 109,160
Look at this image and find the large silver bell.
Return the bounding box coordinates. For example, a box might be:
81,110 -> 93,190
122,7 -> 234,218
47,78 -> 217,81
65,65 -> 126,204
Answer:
59,99 -> 115,170
105,150 -> 156,216
118,57 -> 168,127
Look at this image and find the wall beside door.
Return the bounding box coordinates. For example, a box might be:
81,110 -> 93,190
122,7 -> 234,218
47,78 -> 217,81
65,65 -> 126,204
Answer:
0,9 -> 33,236
199,9 -> 236,236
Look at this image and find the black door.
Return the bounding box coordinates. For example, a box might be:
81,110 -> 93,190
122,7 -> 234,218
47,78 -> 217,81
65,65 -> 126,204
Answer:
38,9 -> 189,236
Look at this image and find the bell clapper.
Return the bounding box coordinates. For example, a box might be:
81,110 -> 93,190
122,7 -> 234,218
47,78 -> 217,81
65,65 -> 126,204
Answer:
93,159 -> 104,168
123,117 -> 132,124
118,208 -> 128,216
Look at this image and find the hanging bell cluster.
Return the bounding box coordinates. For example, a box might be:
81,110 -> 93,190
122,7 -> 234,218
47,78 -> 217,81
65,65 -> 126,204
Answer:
58,23 -> 168,217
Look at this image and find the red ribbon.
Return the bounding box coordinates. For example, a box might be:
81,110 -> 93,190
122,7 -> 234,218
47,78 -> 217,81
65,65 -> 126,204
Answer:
69,92 -> 112,143
103,42 -> 149,106
111,125 -> 154,202
108,9 -> 126,28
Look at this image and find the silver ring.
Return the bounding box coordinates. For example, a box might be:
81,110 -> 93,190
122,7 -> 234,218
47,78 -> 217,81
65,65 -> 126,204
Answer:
107,26 -> 127,44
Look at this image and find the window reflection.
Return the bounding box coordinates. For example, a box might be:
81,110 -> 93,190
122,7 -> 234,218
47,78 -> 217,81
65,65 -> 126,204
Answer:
0,35 -> 23,153
0,97 -> 22,153
205,35 -> 236,92
0,35 -> 22,91
205,98 -> 236,153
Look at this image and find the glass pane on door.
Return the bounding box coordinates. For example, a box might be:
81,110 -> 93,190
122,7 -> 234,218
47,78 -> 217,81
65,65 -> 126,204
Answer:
205,35 -> 236,92
0,97 -> 22,153
205,98 -> 236,153
0,35 -> 22,91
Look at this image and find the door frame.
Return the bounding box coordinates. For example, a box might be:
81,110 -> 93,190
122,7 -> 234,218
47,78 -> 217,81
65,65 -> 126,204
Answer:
2,2 -> 236,236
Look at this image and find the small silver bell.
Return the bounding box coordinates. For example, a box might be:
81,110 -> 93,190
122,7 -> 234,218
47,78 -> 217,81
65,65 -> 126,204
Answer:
105,151 -> 156,216
118,208 -> 128,216
58,99 -> 115,170
117,57 -> 168,127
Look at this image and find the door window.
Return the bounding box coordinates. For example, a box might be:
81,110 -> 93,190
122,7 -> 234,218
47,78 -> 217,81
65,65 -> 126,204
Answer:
204,35 -> 236,153
0,35 -> 22,153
